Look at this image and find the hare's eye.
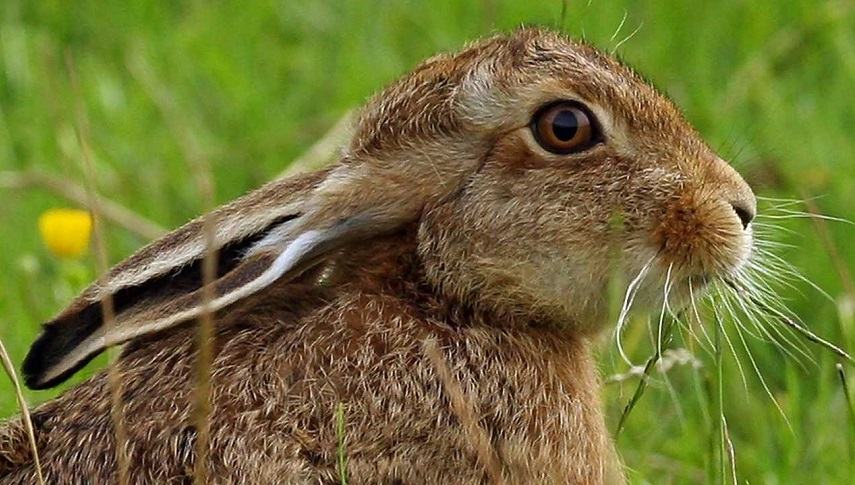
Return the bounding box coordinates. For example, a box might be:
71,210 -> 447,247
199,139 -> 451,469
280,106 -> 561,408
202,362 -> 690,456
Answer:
531,102 -> 600,154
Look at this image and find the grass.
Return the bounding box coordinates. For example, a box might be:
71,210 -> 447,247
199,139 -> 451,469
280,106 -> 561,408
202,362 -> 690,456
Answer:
336,402 -> 349,485
0,0 -> 853,482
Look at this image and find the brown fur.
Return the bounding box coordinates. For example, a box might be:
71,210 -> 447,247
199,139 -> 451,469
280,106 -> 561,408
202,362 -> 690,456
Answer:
2,28 -> 755,484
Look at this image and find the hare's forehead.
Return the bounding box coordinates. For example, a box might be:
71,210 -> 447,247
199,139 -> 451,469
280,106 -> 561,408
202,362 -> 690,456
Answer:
456,44 -> 669,129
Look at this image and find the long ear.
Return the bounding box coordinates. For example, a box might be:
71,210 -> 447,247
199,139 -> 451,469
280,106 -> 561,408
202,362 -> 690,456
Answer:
22,163 -> 423,390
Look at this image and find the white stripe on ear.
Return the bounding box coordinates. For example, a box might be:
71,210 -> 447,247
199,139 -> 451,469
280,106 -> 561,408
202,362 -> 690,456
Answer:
110,229 -> 328,344
267,229 -> 324,276
94,170 -> 329,297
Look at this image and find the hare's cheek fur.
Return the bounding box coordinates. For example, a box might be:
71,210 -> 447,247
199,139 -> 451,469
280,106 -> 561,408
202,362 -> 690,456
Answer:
419,137 -> 646,328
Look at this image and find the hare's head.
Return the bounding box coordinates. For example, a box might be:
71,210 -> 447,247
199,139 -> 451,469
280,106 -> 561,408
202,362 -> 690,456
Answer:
401,29 -> 756,328
24,28 -> 754,389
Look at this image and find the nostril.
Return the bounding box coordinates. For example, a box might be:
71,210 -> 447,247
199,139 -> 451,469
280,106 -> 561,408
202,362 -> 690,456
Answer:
731,203 -> 755,230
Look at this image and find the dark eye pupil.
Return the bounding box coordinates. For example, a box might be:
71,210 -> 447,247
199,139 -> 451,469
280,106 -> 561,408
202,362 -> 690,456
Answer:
552,110 -> 579,141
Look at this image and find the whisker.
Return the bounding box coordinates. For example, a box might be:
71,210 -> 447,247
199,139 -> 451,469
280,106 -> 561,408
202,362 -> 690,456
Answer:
670,304 -> 713,358
753,247 -> 835,302
717,288 -> 768,343
751,238 -> 797,250
709,284 -> 749,389
615,256 -> 655,366
742,261 -> 803,299
757,213 -> 855,225
720,277 -> 810,372
657,263 -> 675,355
688,281 -> 715,353
660,288 -> 688,428
736,291 -> 813,367
757,194 -> 827,204
731,307 -> 793,430
733,264 -> 815,367
724,278 -> 855,366
752,221 -> 799,236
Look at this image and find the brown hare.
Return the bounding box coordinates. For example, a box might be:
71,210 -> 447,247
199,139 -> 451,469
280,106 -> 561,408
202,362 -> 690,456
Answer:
1,28 -> 756,484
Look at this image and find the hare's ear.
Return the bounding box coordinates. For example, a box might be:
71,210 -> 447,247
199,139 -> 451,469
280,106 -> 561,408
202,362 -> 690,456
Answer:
22,164 -> 420,390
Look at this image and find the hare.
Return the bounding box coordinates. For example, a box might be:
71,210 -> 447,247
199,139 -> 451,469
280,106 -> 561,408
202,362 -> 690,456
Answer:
1,27 -> 755,484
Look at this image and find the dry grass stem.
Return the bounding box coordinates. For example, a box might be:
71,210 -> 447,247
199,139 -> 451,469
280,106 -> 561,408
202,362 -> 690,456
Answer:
0,336 -> 44,485
605,348 -> 701,385
722,417 -> 738,484
335,403 -> 348,485
191,210 -> 218,485
615,319 -> 675,437
0,169 -> 166,240
799,192 -> 855,296
837,363 -> 855,462
65,51 -> 130,485
125,50 -> 220,483
277,110 -> 355,179
422,338 -> 505,485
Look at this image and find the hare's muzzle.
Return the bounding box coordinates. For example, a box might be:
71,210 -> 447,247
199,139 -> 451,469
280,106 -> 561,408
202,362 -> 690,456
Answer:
652,156 -> 757,280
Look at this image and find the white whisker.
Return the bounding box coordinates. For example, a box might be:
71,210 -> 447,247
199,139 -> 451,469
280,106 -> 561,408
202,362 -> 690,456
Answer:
731,308 -> 793,431
615,256 -> 655,366
757,213 -> 854,225
657,264 -> 675,355
724,274 -> 811,368
710,283 -> 749,389
753,247 -> 834,302
752,221 -> 798,236
688,281 -> 715,353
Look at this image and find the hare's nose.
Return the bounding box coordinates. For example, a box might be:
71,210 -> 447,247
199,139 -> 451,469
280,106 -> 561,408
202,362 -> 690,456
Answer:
710,156 -> 756,230
730,201 -> 755,230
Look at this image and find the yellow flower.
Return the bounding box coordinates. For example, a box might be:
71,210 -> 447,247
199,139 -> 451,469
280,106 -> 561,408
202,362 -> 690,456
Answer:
38,209 -> 93,259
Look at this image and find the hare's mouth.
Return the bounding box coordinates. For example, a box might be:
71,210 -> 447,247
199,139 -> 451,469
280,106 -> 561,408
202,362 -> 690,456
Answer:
620,253 -> 745,320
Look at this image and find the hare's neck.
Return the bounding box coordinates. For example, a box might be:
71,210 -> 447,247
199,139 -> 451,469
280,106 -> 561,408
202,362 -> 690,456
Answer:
300,230 -> 620,481
325,227 -> 576,331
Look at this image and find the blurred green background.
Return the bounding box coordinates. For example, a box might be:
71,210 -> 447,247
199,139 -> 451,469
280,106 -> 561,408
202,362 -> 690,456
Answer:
1,0 -> 853,483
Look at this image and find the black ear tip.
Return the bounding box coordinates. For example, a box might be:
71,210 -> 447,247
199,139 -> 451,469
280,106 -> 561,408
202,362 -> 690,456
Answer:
21,322 -> 99,390
22,330 -> 54,390
22,368 -> 44,390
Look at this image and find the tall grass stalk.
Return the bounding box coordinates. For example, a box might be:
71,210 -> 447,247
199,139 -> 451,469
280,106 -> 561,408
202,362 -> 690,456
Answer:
65,51 -> 130,485
423,338 -> 505,484
615,318 -> 674,438
0,336 -> 44,484
713,314 -> 726,485
837,364 -> 855,465
126,53 -> 221,484
336,403 -> 349,485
